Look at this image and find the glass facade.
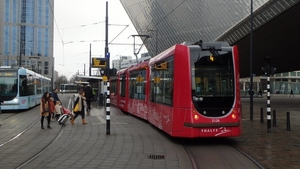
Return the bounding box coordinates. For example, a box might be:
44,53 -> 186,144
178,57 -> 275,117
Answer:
120,0 -> 269,57
1,0 -> 54,78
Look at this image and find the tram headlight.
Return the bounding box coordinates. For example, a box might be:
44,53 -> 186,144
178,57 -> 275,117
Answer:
194,114 -> 199,120
231,110 -> 237,119
231,114 -> 236,119
192,109 -> 200,120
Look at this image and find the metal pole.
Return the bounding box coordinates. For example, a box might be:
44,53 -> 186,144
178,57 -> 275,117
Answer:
286,112 -> 291,131
249,0 -> 254,121
19,37 -> 22,67
266,57 -> 271,133
260,107 -> 264,123
51,66 -> 54,90
105,1 -> 110,135
89,43 -> 91,76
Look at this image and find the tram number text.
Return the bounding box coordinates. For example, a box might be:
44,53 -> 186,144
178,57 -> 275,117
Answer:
212,119 -> 220,123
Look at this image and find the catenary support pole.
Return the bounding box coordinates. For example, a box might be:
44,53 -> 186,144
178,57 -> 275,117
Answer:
105,1 -> 110,135
265,57 -> 271,133
267,74 -> 271,132
106,82 -> 110,134
249,0 -> 254,121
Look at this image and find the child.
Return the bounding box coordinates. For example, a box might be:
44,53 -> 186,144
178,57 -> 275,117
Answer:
54,101 -> 62,120
49,97 -> 55,121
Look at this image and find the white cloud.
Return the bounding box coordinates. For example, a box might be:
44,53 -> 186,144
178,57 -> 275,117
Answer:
54,0 -> 146,78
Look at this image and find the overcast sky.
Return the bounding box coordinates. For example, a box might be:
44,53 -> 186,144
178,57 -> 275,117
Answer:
54,0 -> 145,78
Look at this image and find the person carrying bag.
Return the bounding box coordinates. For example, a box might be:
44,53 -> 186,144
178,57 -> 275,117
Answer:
71,90 -> 87,124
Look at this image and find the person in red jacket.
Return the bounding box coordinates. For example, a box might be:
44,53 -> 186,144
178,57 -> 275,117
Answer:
49,97 -> 55,121
40,92 -> 52,129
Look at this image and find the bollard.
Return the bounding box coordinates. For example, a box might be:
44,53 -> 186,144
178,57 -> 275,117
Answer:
273,110 -> 277,127
286,112 -> 291,131
260,107 -> 264,123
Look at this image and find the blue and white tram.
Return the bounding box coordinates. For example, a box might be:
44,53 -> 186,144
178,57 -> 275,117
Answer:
60,84 -> 78,93
0,66 -> 51,110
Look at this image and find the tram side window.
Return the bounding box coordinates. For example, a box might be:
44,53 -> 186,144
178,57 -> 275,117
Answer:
19,75 -> 36,96
110,79 -> 117,96
119,74 -> 126,97
36,78 -> 42,94
27,75 -> 35,95
150,58 -> 174,105
19,75 -> 27,96
45,80 -> 51,92
129,70 -> 146,100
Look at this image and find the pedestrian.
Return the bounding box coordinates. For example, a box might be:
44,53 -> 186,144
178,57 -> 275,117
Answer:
289,89 -> 294,97
92,88 -> 97,101
51,88 -> 61,120
49,97 -> 55,121
54,101 -> 62,120
71,90 -> 88,124
0,86 -> 4,127
84,84 -> 93,113
40,92 -> 52,129
258,88 -> 262,96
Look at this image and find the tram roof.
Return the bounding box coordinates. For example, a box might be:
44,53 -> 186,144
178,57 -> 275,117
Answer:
75,75 -> 102,82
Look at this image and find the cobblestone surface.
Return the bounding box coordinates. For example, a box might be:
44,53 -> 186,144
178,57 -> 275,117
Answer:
235,96 -> 300,169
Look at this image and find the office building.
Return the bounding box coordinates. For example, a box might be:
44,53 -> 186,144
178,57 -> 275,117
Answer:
0,0 -> 54,78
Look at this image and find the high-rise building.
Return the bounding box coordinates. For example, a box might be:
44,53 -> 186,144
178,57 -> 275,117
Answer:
0,0 -> 54,78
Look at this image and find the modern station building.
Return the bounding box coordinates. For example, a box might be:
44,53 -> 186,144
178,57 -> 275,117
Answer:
120,0 -> 269,57
0,0 -> 54,79
119,0 -> 300,94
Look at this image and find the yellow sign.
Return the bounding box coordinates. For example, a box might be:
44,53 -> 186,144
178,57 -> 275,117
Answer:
102,76 -> 108,82
154,76 -> 160,83
209,55 -> 214,62
136,76 -> 144,82
154,62 -> 168,70
92,58 -> 107,68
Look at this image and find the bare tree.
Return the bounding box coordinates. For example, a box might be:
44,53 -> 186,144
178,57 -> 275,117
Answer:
54,75 -> 68,89
69,74 -> 77,83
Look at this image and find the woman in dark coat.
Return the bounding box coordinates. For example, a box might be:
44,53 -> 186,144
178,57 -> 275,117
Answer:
84,85 -> 93,112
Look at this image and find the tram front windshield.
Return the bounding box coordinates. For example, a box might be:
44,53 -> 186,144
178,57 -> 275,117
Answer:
190,47 -> 234,97
0,70 -> 18,100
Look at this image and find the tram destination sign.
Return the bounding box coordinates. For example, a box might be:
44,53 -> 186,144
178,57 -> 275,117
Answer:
0,72 -> 17,77
92,58 -> 107,68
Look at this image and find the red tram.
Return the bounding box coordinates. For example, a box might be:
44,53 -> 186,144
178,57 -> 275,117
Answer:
110,41 -> 241,138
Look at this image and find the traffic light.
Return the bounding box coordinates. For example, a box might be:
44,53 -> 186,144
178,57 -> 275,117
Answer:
100,68 -> 108,76
261,67 -> 276,76
100,68 -> 117,77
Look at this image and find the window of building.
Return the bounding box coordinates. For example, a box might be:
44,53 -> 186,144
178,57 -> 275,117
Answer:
290,72 -> 296,76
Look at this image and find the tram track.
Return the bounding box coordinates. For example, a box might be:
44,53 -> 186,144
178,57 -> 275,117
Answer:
0,117 -> 39,147
0,95 -> 72,168
225,138 -> 266,169
180,138 -> 265,169
0,114 -> 65,168
15,126 -> 64,169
